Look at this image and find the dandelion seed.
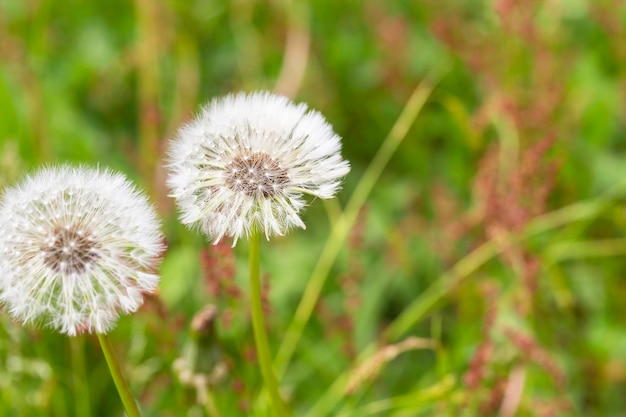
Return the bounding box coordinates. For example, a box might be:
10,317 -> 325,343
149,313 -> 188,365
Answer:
167,91 -> 351,244
0,166 -> 166,336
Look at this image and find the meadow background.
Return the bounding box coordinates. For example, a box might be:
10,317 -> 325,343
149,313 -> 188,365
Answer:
1,0 -> 626,416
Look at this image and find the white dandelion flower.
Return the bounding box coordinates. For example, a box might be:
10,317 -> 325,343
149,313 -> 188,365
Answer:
167,91 -> 351,244
0,165 -> 166,336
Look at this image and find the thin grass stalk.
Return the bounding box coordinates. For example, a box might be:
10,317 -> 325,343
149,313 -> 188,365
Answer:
305,184 -> 626,417
273,0 -> 310,98
385,184 -> 626,341
336,374 -> 456,417
273,70 -> 443,379
134,0 -> 161,186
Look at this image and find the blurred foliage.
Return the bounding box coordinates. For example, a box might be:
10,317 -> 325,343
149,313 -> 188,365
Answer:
1,0 -> 626,416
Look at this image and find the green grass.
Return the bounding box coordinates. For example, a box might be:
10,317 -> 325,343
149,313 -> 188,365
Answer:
1,0 -> 626,416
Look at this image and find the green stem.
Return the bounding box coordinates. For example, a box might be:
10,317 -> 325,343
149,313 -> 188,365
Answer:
70,336 -> 90,417
96,333 -> 142,417
249,231 -> 290,417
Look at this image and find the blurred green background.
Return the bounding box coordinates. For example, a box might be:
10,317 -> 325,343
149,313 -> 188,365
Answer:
1,0 -> 626,416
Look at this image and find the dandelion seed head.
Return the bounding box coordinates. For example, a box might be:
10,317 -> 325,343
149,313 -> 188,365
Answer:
0,166 -> 166,336
167,91 -> 350,244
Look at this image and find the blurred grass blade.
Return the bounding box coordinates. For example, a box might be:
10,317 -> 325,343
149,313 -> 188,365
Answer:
337,375 -> 456,417
308,182 -> 626,417
274,70 -> 444,378
383,239 -> 500,342
545,238 -> 626,262
384,179 -> 626,341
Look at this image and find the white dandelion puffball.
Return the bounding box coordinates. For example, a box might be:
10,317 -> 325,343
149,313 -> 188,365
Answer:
0,166 -> 166,336
167,91 -> 351,244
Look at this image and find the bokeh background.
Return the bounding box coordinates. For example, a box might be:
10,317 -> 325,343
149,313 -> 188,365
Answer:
1,0 -> 625,416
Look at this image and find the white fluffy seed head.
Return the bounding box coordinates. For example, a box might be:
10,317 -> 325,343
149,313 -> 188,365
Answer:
167,91 -> 351,245
0,165 -> 166,336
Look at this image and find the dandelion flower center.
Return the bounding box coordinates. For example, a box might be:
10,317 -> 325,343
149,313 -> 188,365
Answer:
224,152 -> 289,198
41,225 -> 100,274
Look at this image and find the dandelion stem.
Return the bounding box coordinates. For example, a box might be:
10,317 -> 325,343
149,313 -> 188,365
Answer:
249,230 -> 290,417
70,337 -> 90,416
97,333 -> 142,417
